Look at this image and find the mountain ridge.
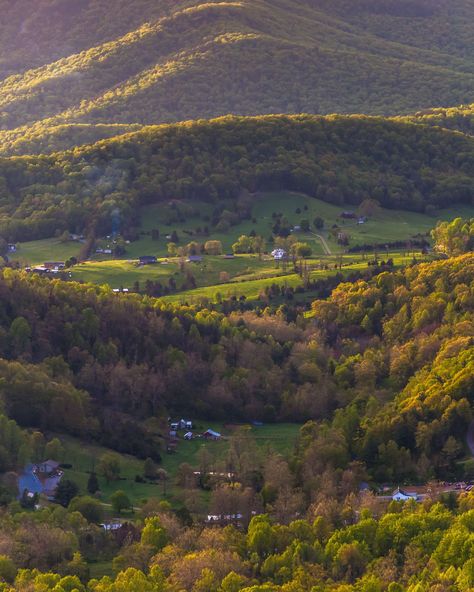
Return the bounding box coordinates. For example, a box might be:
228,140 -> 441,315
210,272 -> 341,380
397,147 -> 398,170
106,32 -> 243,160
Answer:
0,0 -> 472,136
0,113 -> 472,241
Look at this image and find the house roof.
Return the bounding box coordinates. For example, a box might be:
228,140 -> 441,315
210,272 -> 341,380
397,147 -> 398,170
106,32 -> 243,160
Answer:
204,429 -> 221,437
393,486 -> 417,498
40,460 -> 60,470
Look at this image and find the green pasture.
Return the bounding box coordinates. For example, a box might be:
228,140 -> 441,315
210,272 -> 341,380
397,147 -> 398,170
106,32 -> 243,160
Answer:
69,255 -> 283,289
12,238 -> 80,266
120,192 -> 474,259
160,250 -> 427,304
57,422 -> 301,508
11,192 -> 474,293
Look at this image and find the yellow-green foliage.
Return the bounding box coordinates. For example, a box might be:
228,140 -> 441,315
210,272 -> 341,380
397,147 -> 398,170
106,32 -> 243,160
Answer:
0,114 -> 473,242
403,103 -> 474,136
0,0 -> 473,150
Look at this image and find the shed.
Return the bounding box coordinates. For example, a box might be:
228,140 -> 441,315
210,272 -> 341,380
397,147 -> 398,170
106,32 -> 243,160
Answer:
203,429 -> 221,441
139,256 -> 157,265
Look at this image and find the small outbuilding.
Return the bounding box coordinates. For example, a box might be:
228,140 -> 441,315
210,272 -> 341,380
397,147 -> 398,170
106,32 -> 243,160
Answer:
203,429 -> 221,441
139,256 -> 157,265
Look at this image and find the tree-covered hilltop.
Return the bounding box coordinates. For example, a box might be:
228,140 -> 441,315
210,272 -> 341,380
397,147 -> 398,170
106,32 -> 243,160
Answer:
0,0 -> 473,134
311,253 -> 474,482
0,123 -> 144,157
403,103 -> 474,136
0,114 -> 473,241
0,103 -> 472,159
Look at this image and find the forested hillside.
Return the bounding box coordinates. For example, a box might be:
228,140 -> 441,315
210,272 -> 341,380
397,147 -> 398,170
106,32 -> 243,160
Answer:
0,250 -> 472,590
0,114 -> 473,242
404,102 -> 474,136
2,498 -> 474,591
0,252 -> 472,480
0,0 -> 472,142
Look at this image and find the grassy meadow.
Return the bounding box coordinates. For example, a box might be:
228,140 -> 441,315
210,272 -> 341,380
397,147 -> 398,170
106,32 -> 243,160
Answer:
57,422 -> 301,509
10,192 -> 474,297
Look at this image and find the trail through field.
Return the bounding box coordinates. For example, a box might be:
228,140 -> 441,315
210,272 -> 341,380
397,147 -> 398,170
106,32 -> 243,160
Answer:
312,232 -> 332,255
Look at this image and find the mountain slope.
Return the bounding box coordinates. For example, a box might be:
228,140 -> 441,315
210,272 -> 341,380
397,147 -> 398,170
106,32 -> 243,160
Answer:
0,114 -> 472,241
0,0 -> 472,135
403,102 -> 474,136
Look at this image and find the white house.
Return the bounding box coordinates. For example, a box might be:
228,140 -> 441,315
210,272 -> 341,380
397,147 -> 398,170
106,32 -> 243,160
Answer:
271,248 -> 287,261
392,487 -> 418,502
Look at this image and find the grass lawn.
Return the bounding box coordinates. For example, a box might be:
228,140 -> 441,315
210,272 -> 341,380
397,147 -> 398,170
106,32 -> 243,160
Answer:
161,250 -> 427,304
59,436 -> 163,507
13,238 -> 81,266
88,561 -> 115,580
70,255 -> 285,290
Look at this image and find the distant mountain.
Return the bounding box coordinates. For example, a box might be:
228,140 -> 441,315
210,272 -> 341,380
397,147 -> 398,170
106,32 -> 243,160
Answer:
0,0 -> 472,138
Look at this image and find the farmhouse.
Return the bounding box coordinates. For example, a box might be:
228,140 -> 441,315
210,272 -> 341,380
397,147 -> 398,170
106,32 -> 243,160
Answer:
18,460 -> 63,501
139,256 -> 157,265
36,460 -> 60,474
392,487 -> 419,502
100,521 -> 123,531
170,419 -> 193,430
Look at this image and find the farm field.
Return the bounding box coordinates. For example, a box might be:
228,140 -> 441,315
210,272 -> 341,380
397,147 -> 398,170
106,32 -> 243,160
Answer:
69,254 -> 283,290
159,250 -> 428,304
10,192 -> 474,294
57,422 -> 301,508
11,238 -> 81,266
124,192 -> 474,258
68,249 -> 425,301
